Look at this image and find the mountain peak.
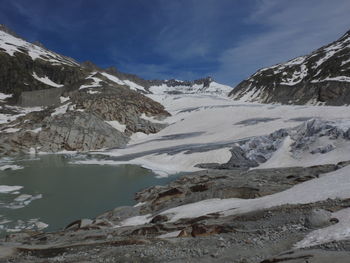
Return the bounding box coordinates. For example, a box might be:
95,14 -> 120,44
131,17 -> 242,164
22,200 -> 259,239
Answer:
339,29 -> 350,41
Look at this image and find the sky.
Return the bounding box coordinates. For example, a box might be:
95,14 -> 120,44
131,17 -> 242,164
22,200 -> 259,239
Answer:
1,0 -> 350,85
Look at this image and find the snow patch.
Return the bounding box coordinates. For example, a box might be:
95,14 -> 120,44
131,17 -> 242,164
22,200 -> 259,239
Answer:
158,230 -> 182,239
0,93 -> 13,101
140,113 -> 167,124
80,74 -> 102,90
295,208 -> 350,248
311,76 -> 350,83
0,106 -> 43,124
87,90 -> 101,95
59,96 -> 70,103
2,128 -> 20,133
51,103 -> 70,116
32,72 -> 63,88
105,120 -> 126,133
28,127 -> 42,133
101,72 -> 146,92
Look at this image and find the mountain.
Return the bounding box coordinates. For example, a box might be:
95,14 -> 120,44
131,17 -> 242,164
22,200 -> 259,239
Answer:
83,65 -> 232,96
0,25 -> 230,156
148,77 -> 232,96
0,25 -> 169,155
229,30 -> 350,105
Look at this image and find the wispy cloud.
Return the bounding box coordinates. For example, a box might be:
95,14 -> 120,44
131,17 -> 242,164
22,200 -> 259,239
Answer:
215,0 -> 350,85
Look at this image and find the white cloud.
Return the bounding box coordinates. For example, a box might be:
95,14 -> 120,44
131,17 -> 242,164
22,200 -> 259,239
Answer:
215,0 -> 350,85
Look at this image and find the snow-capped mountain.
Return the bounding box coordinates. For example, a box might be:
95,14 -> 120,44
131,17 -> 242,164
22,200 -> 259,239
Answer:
148,77 -> 232,96
229,30 -> 350,105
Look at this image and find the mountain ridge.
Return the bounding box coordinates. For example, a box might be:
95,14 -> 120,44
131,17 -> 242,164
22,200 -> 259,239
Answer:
0,24 -> 231,103
229,29 -> 350,105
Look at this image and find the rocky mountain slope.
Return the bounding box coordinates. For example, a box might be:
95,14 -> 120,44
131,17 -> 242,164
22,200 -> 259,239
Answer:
0,25 -> 231,156
229,30 -> 350,105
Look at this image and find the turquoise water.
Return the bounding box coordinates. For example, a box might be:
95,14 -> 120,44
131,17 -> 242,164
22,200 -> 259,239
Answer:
0,155 -> 178,235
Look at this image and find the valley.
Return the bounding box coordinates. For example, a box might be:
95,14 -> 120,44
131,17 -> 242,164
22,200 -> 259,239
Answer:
0,24 -> 350,262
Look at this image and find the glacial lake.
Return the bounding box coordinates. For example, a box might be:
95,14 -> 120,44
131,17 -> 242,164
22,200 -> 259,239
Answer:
0,155 -> 179,236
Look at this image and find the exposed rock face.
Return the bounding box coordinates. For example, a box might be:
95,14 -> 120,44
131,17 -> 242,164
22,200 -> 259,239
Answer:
38,111 -> 129,152
69,85 -> 169,134
0,85 -> 169,155
0,110 -> 129,155
229,30 -> 350,105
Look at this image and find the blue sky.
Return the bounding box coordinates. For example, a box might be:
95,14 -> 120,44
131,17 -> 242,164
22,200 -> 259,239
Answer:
1,0 -> 350,85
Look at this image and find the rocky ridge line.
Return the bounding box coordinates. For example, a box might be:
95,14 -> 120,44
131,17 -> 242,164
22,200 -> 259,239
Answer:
229,30 -> 350,105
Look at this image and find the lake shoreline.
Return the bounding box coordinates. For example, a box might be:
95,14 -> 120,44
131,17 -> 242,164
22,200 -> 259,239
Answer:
0,154 -> 181,236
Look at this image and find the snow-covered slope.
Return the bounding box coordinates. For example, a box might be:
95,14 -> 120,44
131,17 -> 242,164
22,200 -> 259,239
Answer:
230,29 -> 350,105
0,25 -> 78,66
100,72 -> 147,92
0,25 -> 86,98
